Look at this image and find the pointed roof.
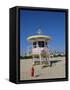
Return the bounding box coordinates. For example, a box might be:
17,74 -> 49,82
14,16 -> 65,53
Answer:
27,29 -> 51,42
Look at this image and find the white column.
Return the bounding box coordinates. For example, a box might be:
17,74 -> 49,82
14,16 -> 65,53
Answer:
44,41 -> 47,48
39,52 -> 42,65
36,41 -> 38,48
38,41 -> 42,65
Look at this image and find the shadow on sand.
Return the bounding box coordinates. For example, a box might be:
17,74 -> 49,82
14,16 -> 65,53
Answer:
50,60 -> 61,67
42,60 -> 61,68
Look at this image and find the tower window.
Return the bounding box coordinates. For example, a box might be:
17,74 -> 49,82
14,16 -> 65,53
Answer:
33,42 -> 36,48
38,41 -> 44,47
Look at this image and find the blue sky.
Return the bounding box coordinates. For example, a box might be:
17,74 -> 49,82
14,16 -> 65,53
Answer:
20,10 -> 65,56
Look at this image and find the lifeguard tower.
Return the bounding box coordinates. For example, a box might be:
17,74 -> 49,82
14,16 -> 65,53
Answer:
27,29 -> 51,66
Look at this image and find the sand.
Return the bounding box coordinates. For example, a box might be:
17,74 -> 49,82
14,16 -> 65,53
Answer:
20,57 -> 65,80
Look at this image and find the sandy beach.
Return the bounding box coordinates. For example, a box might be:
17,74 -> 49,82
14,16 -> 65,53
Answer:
20,57 -> 65,80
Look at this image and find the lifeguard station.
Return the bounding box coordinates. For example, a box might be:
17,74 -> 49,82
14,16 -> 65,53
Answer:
27,29 -> 51,66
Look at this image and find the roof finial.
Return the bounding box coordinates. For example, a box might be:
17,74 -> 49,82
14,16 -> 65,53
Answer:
37,28 -> 43,35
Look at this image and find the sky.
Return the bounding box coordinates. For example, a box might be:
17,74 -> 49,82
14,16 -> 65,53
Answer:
20,9 -> 65,56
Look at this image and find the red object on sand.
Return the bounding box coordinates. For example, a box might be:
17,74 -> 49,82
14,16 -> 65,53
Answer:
31,67 -> 34,77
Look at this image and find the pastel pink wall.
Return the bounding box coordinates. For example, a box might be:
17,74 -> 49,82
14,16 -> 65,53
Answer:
32,47 -> 48,54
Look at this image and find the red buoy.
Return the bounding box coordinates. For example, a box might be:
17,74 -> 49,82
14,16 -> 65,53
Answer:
31,67 -> 34,77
